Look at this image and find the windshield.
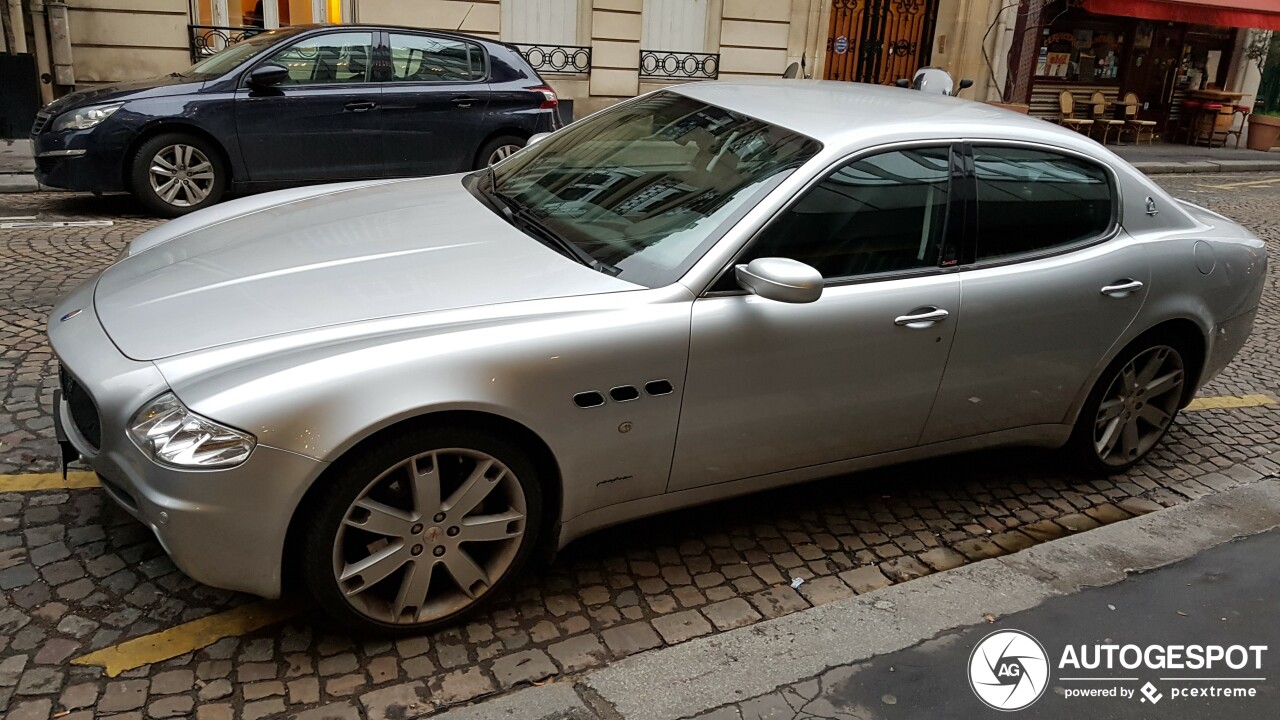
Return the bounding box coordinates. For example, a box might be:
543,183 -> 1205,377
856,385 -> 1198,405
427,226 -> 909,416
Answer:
485,91 -> 821,288
182,30 -> 291,78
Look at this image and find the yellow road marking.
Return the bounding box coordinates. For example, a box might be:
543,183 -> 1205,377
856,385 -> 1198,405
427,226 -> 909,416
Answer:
1185,394 -> 1276,412
0,471 -> 99,492
1196,176 -> 1280,190
72,600 -> 297,677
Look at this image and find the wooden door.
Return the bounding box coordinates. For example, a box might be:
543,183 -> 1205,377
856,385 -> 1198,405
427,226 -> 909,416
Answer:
824,0 -> 939,85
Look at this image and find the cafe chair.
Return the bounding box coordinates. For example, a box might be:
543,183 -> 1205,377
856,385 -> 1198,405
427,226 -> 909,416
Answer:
1224,105 -> 1250,149
1121,92 -> 1158,145
1057,91 -> 1094,134
1090,91 -> 1125,144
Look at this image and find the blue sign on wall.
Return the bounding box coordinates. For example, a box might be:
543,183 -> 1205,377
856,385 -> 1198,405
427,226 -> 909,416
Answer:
834,36 -> 849,55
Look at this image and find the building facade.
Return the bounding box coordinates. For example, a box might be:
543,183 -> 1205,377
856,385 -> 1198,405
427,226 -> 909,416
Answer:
1,0 -> 1274,128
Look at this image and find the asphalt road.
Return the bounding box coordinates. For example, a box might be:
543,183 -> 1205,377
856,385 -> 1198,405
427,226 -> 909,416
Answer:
725,528 -> 1280,719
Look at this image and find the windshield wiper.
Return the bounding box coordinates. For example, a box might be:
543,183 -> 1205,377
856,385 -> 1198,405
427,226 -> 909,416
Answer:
484,172 -> 620,277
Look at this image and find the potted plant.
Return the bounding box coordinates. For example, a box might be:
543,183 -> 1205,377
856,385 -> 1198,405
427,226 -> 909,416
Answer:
1249,112 -> 1280,150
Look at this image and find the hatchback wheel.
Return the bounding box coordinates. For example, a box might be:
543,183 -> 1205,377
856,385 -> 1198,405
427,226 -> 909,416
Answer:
303,426 -> 541,635
475,134 -> 526,169
130,133 -> 226,217
1071,339 -> 1187,473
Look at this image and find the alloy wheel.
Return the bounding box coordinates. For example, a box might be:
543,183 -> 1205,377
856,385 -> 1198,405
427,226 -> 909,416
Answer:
1093,345 -> 1184,466
332,448 -> 526,625
148,144 -> 216,207
487,144 -> 522,165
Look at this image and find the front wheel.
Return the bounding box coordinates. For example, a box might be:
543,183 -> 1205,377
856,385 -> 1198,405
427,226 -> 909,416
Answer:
302,426 -> 542,635
1069,340 -> 1188,474
130,133 -> 227,217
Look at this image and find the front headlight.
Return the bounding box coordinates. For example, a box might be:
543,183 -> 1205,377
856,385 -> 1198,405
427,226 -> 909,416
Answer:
128,392 -> 256,468
52,102 -> 124,132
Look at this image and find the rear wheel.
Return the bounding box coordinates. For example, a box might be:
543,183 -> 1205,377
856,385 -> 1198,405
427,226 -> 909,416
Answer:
1069,339 -> 1187,474
474,134 -> 526,169
302,425 -> 541,635
130,132 -> 226,217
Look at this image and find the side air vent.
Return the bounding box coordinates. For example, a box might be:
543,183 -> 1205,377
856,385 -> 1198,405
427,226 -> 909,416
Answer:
573,391 -> 605,408
609,385 -> 640,402
644,380 -> 674,396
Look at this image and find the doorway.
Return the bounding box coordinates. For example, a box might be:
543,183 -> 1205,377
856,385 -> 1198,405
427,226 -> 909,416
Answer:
823,0 -> 940,85
1121,22 -> 1184,123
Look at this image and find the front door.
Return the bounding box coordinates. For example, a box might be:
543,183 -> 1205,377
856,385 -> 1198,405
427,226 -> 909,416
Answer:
823,0 -> 940,85
381,31 -> 492,177
1122,22 -> 1185,124
669,146 -> 961,491
921,144 -> 1148,444
234,30 -> 383,183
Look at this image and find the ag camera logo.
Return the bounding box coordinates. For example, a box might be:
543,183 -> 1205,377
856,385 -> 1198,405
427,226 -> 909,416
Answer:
969,630 -> 1050,711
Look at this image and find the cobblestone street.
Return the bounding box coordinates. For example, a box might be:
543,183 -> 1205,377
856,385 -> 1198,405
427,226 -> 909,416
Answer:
1,174 -> 1279,720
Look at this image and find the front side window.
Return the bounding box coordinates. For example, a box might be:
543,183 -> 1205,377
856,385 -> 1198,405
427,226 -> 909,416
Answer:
265,32 -> 374,85
973,146 -> 1113,261
389,34 -> 483,82
183,30 -> 287,79
741,147 -> 952,280
483,92 -> 821,288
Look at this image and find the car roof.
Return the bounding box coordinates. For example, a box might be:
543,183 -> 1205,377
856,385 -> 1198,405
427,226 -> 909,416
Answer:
287,23 -> 506,48
670,78 -> 1093,153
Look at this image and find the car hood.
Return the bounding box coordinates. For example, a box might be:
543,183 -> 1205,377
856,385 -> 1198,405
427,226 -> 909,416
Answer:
44,75 -> 202,116
95,175 -> 640,360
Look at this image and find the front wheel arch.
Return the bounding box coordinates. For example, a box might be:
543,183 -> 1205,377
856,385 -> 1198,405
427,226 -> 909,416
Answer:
280,410 -> 563,596
122,123 -> 234,192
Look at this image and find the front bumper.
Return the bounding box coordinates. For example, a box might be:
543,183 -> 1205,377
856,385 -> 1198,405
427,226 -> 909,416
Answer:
48,276 -> 326,597
31,126 -> 128,192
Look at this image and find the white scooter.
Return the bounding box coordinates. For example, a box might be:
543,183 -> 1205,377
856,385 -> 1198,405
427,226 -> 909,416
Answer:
895,67 -> 973,97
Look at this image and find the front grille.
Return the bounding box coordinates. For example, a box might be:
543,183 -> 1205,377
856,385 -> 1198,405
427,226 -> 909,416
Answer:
31,111 -> 52,135
60,367 -> 101,449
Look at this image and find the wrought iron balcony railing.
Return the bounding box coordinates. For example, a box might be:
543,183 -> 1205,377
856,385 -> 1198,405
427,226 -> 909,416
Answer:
640,50 -> 719,79
189,25 -> 263,63
513,43 -> 592,74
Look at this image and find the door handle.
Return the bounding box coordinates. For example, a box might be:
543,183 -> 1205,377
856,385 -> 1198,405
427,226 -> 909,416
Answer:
1100,279 -> 1144,296
451,96 -> 479,109
344,101 -> 376,112
894,307 -> 950,327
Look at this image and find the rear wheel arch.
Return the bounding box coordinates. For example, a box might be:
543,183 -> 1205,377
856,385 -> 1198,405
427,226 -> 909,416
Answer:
472,128 -> 531,169
281,409 -> 563,594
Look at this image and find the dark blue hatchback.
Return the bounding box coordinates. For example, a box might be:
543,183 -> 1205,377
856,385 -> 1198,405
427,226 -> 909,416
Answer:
30,25 -> 561,216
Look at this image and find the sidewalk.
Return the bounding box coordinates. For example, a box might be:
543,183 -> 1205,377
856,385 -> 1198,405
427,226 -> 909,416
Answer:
392,470 -> 1280,720
0,139 -> 40,193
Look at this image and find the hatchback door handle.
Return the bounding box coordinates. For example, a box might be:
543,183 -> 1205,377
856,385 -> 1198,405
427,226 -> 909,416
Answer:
894,307 -> 950,327
1101,279 -> 1144,296
344,101 -> 376,112
451,96 -> 478,109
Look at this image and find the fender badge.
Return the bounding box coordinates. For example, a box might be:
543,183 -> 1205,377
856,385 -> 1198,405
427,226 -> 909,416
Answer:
60,309 -> 83,322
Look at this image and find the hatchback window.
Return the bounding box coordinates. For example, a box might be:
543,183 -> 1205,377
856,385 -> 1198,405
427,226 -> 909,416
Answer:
265,32 -> 375,85
743,147 -> 951,279
973,146 -> 1113,261
485,92 -> 820,288
389,34 -> 483,82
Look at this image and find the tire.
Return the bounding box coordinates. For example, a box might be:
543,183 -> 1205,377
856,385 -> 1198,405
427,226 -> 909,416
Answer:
302,424 -> 543,636
474,134 -> 526,170
1068,334 -> 1189,475
130,132 -> 227,217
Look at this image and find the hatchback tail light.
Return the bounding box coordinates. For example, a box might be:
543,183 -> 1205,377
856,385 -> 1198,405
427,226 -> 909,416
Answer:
530,85 -> 559,110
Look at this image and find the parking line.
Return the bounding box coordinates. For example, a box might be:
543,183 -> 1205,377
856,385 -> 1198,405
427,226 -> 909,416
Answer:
1195,176 -> 1280,190
1185,394 -> 1276,412
71,600 -> 297,677
0,471 -> 99,492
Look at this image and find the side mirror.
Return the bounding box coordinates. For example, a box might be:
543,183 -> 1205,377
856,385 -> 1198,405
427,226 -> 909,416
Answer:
895,78 -> 911,88
735,258 -> 823,304
248,63 -> 289,87
527,132 -> 552,147
957,78 -> 974,94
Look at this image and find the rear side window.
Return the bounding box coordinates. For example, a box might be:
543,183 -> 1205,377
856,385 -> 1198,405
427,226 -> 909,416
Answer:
389,33 -> 484,82
972,146 -> 1113,261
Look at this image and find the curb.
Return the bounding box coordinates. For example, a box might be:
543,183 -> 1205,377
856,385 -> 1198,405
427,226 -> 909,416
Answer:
1130,159 -> 1280,175
417,471 -> 1280,720
0,174 -> 40,193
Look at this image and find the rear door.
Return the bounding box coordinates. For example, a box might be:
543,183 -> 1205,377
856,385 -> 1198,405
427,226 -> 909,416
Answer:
380,31 -> 491,177
920,143 -> 1148,444
234,30 -> 383,183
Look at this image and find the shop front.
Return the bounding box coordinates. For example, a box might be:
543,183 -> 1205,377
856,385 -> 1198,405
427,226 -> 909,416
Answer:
1005,0 -> 1280,141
